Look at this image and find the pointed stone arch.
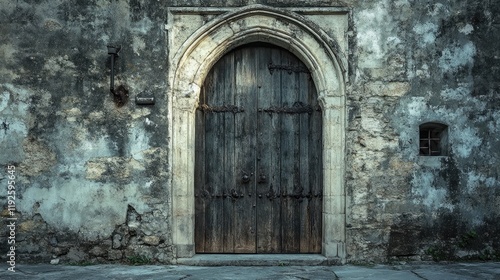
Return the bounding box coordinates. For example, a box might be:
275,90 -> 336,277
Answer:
168,4 -> 347,261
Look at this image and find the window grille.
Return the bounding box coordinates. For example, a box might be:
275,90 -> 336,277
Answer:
419,123 -> 448,156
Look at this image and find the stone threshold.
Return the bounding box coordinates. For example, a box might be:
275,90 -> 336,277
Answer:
176,254 -> 341,266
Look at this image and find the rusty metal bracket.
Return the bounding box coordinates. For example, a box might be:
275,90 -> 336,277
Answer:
197,104 -> 244,113
268,62 -> 309,75
259,102 -> 314,114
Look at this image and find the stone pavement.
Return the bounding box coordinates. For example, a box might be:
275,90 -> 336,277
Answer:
1,262 -> 500,280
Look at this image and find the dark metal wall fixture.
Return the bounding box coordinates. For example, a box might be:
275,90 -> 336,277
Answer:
107,45 -> 121,95
106,45 -> 155,106
135,95 -> 155,105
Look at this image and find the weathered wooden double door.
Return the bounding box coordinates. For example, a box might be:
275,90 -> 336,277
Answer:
195,44 -> 322,253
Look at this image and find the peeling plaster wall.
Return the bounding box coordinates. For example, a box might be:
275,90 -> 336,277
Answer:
346,0 -> 500,262
1,0 -> 499,264
0,0 -> 172,263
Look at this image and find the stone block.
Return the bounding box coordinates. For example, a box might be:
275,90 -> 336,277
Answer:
89,246 -> 106,257
143,235 -> 161,246
108,250 -> 123,260
112,234 -> 122,249
65,248 -> 86,262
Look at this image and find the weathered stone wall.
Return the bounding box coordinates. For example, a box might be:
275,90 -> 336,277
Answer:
1,0 -> 499,264
345,0 -> 500,263
0,0 -> 172,263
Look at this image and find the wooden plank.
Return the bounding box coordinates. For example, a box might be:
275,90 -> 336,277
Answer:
203,56 -> 225,252
270,46 -> 285,253
298,64 -> 312,253
256,46 -> 282,253
279,49 -> 301,253
221,52 -> 236,253
233,46 -> 257,253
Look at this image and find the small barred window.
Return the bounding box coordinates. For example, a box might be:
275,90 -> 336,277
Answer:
419,123 -> 448,156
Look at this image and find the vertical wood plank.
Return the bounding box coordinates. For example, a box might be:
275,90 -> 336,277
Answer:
298,67 -> 312,253
279,49 -> 301,253
222,52 -> 236,253
203,58 -> 225,252
256,46 -> 282,253
233,46 -> 257,253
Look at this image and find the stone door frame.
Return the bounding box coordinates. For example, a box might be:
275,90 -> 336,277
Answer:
167,4 -> 347,261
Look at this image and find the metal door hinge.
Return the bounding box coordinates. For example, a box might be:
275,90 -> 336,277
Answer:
197,104 -> 244,113
268,62 -> 309,75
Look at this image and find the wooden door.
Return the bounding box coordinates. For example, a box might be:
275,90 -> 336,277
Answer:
195,44 -> 322,253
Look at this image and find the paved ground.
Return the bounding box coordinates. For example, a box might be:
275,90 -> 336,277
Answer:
1,262 -> 500,280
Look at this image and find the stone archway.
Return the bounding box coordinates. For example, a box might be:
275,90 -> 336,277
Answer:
168,4 -> 347,261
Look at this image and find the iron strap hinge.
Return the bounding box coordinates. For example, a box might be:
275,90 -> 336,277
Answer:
268,62 -> 310,75
258,102 -> 317,114
197,104 -> 245,113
